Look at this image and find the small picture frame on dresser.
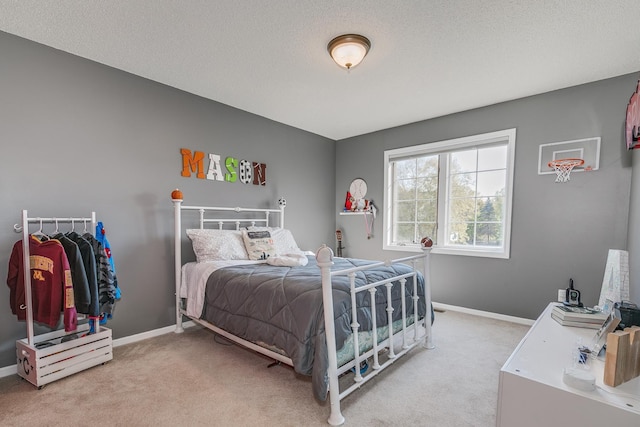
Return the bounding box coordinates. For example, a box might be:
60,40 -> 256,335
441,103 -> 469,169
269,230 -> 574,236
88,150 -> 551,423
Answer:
589,306 -> 622,356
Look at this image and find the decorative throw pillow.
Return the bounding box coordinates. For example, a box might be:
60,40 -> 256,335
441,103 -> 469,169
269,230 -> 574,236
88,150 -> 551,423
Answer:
248,227 -> 301,255
186,229 -> 249,262
242,230 -> 276,260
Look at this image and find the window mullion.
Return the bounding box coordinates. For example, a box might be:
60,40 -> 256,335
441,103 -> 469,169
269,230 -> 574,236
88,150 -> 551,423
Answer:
413,175 -> 418,243
437,153 -> 448,246
474,151 -> 479,246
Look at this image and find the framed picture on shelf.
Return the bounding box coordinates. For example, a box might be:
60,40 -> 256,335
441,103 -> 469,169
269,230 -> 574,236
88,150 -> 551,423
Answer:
588,306 -> 621,356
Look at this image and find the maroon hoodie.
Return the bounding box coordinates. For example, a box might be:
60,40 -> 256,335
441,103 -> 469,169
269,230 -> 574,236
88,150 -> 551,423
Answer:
7,235 -> 78,332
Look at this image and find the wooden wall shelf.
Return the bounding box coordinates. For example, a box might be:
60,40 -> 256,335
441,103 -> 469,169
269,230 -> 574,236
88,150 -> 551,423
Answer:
339,211 -> 373,216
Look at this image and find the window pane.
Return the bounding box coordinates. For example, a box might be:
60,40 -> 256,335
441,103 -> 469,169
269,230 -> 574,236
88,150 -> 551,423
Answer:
416,176 -> 438,198
477,170 -> 506,197
416,155 -> 438,176
447,222 -> 472,245
451,150 -> 477,173
396,201 -> 416,222
417,222 -> 437,244
475,222 -> 503,246
477,197 -> 503,222
449,197 -> 476,223
394,159 -> 416,179
394,223 -> 415,243
450,172 -> 476,198
417,199 -> 437,220
396,178 -> 416,200
488,195 -> 505,222
478,145 -> 507,171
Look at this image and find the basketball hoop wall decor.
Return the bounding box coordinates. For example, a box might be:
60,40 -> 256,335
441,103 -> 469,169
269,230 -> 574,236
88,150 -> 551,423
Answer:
548,158 -> 584,183
538,137 -> 600,183
625,80 -> 640,150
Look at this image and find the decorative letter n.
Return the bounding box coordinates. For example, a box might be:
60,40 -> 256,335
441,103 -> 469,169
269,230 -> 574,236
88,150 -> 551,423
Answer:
252,162 -> 266,186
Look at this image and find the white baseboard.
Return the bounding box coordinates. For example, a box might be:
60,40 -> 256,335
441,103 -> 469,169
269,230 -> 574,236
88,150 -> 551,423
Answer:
111,320 -> 195,348
0,364 -> 16,378
0,321 -> 196,379
432,302 -> 535,326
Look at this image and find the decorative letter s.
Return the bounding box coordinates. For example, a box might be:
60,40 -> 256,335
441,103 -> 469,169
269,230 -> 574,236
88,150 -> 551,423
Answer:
225,157 -> 238,182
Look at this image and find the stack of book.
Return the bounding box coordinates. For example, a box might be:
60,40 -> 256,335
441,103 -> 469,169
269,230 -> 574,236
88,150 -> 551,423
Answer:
551,305 -> 609,329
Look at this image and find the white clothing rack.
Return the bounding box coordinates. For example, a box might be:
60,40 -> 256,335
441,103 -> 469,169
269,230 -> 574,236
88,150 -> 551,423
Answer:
15,211 -> 97,345
13,209 -> 113,387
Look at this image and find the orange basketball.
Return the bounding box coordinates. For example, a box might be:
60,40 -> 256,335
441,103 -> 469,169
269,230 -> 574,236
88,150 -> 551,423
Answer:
171,189 -> 183,200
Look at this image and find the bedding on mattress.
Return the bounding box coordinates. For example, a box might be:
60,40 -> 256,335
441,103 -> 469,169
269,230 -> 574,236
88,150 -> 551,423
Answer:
184,255 -> 427,401
180,260 -> 261,318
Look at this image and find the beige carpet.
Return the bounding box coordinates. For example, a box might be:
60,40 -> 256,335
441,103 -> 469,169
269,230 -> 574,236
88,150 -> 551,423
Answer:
0,310 -> 529,426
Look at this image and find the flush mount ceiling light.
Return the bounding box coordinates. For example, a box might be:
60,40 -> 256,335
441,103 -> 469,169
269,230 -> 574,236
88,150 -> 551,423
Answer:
327,34 -> 371,70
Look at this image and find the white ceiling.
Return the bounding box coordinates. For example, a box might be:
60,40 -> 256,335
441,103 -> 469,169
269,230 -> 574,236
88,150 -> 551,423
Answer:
1,1 -> 640,140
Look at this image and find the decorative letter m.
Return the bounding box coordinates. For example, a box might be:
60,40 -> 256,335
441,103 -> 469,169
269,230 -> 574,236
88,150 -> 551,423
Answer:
181,148 -> 205,179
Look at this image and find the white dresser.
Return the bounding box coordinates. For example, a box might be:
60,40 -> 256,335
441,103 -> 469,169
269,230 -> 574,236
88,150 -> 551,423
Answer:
497,303 -> 640,426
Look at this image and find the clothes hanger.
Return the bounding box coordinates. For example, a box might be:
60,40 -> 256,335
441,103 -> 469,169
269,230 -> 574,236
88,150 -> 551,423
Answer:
65,218 -> 75,237
52,218 -> 63,239
31,218 -> 49,241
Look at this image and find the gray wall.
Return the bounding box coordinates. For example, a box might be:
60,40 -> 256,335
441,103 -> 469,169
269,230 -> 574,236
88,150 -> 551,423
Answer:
0,32 -> 335,368
1,28 -> 638,370
628,149 -> 640,303
336,73 -> 638,320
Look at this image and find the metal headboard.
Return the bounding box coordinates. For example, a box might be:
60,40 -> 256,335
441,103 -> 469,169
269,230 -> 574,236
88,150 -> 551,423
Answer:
170,190 -> 286,332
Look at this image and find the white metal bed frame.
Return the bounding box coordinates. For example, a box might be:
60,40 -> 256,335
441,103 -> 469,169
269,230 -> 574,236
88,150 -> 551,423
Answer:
172,192 -> 433,425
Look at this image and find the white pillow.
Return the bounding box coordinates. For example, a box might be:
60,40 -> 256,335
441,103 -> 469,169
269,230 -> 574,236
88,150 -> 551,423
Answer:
242,230 -> 276,260
247,227 -> 301,255
186,229 -> 249,262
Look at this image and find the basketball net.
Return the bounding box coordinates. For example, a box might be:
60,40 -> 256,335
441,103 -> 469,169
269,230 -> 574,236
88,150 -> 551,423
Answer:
548,158 -> 584,183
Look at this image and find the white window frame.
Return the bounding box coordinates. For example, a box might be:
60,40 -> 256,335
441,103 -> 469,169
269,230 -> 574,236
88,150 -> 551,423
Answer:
383,128 -> 516,259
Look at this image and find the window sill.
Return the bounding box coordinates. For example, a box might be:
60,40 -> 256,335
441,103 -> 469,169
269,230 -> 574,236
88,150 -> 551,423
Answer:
383,244 -> 510,259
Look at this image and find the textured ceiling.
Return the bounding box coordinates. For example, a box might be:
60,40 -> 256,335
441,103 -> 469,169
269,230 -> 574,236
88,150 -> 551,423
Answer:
1,1 -> 640,140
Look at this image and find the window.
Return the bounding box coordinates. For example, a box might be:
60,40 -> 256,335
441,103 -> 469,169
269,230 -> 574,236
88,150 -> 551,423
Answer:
383,129 -> 516,258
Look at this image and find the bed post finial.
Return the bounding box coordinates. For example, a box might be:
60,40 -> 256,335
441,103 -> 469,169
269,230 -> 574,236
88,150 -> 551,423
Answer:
316,244 -> 333,263
420,236 -> 433,248
171,188 -> 183,201
278,197 -> 286,228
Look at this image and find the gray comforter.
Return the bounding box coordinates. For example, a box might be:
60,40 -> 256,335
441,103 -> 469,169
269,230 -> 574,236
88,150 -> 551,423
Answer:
200,255 -> 427,400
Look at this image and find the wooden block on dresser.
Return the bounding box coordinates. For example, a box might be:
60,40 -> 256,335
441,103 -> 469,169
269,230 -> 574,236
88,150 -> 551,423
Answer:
604,331 -> 630,387
625,326 -> 640,380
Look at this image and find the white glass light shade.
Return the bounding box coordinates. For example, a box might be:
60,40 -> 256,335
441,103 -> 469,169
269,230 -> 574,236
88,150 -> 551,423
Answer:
327,34 -> 371,70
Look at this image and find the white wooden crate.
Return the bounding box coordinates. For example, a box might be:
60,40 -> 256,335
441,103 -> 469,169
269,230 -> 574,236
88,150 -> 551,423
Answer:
16,323 -> 112,388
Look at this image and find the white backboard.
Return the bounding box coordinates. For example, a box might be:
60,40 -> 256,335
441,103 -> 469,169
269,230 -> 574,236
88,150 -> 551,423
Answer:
538,137 -> 601,175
